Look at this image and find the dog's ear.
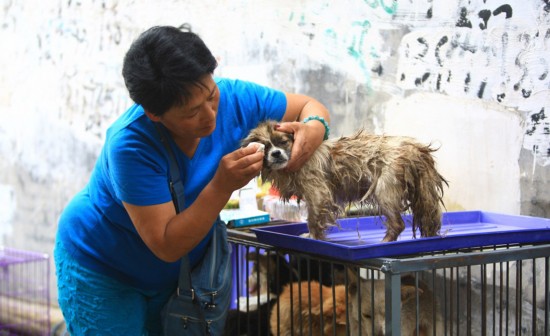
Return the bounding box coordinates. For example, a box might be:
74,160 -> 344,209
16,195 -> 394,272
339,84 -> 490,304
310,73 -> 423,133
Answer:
401,273 -> 417,286
400,285 -> 424,304
400,273 -> 426,303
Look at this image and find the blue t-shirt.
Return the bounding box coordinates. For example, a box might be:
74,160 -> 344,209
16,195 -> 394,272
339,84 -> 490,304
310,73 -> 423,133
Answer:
57,78 -> 286,290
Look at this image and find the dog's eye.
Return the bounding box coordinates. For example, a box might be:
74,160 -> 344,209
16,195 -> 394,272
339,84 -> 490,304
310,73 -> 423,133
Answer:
362,313 -> 372,320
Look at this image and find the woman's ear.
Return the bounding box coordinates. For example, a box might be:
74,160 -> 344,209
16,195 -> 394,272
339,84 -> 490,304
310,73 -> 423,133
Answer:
144,110 -> 161,122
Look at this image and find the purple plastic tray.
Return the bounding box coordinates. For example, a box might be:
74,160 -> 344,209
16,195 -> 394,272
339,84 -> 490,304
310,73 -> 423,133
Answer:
252,211 -> 550,261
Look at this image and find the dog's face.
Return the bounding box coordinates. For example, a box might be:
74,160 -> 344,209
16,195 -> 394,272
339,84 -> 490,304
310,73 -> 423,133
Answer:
271,281 -> 348,336
242,121 -> 294,170
347,270 -> 427,335
312,285 -> 348,335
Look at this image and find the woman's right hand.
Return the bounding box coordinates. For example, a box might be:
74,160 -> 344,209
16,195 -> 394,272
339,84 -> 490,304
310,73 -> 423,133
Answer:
124,143 -> 265,262
211,143 -> 264,195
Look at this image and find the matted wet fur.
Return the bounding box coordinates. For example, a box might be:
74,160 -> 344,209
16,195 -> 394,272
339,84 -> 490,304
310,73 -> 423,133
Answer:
270,281 -> 347,336
242,120 -> 448,241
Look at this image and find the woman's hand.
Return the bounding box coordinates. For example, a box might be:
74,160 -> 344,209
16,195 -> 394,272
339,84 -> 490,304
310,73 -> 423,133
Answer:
210,143 -> 264,195
275,121 -> 325,172
280,93 -> 331,172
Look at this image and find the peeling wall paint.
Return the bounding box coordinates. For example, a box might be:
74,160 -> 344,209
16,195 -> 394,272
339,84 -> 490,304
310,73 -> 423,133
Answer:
0,0 -> 548,303
396,1 -> 550,166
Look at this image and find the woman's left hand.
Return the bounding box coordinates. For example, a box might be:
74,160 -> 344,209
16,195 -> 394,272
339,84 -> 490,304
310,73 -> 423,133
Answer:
279,93 -> 330,172
275,120 -> 325,172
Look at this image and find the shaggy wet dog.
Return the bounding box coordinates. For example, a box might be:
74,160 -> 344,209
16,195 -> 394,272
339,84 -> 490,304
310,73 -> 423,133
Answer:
242,120 -> 448,241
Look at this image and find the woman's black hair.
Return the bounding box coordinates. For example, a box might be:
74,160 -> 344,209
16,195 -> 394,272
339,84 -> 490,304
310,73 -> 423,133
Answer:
122,25 -> 218,116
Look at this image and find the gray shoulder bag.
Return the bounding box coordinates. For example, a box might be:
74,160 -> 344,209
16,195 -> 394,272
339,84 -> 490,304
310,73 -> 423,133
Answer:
156,124 -> 232,335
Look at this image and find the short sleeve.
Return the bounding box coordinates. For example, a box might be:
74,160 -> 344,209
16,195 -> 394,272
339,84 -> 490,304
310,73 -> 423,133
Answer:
106,125 -> 173,206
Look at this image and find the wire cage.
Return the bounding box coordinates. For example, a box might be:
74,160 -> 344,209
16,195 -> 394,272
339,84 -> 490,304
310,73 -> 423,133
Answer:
0,247 -> 50,336
225,228 -> 550,336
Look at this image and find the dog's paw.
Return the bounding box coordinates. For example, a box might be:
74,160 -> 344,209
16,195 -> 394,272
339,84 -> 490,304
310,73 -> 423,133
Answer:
300,231 -> 327,240
299,232 -> 312,239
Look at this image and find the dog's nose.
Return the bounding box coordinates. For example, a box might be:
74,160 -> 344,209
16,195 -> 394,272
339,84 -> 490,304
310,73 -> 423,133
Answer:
271,149 -> 281,158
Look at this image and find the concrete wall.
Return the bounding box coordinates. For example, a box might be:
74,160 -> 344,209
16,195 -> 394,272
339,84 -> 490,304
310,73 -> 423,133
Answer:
1,0 -> 549,302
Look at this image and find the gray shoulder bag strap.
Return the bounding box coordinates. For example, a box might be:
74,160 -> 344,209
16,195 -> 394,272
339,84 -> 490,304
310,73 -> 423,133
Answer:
154,123 -> 195,299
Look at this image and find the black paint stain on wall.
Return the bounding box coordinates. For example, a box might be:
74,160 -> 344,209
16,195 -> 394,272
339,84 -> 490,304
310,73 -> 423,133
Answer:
493,4 -> 513,19
526,108 -> 546,136
372,64 -> 383,76
471,5 -> 513,30
416,37 -> 429,58
477,80 -> 487,98
435,36 -> 449,66
456,7 -> 473,28
464,73 -> 471,92
415,72 -> 430,86
478,10 -> 492,30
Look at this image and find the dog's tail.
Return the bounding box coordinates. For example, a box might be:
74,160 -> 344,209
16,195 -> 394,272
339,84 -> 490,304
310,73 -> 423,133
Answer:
407,143 -> 449,238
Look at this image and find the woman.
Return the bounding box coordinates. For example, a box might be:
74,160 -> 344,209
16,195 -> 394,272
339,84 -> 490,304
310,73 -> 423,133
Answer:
54,25 -> 330,335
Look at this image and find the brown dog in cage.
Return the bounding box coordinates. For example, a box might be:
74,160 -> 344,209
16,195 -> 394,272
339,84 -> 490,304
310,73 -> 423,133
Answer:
270,280 -> 348,336
347,271 -> 444,336
224,252 -> 296,336
242,120 -> 448,241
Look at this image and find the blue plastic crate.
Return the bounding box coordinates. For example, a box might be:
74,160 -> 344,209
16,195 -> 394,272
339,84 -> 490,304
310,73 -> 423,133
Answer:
252,211 -> 550,261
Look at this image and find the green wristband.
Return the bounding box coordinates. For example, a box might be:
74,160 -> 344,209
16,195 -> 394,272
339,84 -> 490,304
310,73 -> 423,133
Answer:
302,115 -> 330,140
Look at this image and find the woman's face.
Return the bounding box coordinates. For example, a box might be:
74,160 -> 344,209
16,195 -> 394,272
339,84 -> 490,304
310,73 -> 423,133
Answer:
158,75 -> 220,141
